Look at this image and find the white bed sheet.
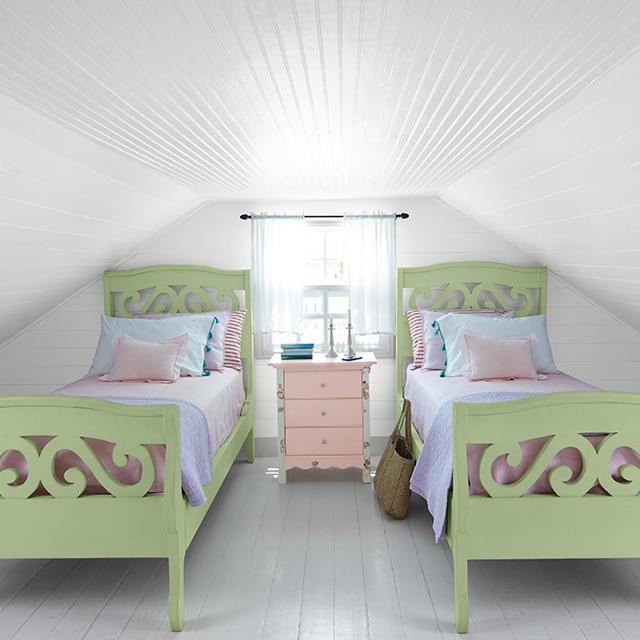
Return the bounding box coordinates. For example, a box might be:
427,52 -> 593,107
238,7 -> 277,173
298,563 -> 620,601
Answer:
404,368 -> 599,443
53,370 -> 246,454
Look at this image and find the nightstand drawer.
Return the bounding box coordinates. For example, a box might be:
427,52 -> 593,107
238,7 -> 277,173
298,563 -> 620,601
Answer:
284,370 -> 361,399
286,427 -> 362,456
284,398 -> 362,427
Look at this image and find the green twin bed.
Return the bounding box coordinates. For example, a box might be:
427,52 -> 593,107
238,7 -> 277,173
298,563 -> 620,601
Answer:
396,261 -> 640,633
0,264 -> 254,632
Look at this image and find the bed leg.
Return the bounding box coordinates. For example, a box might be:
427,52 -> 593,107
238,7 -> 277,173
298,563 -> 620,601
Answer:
168,551 -> 185,632
247,426 -> 255,463
453,551 -> 469,633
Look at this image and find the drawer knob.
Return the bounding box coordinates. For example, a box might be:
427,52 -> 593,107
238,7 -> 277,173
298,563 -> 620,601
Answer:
322,439 -> 327,445
321,411 -> 326,416
320,382 -> 326,388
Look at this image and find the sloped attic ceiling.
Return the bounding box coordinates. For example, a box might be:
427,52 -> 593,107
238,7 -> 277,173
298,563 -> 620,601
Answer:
1,0 -> 640,346
2,0 -> 640,199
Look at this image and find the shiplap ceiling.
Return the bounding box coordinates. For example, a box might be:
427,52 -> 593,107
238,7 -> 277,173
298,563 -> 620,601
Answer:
1,0 -> 640,350
2,0 -> 640,200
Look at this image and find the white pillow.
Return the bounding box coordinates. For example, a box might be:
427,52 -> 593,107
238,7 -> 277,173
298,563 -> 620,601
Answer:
99,333 -> 187,383
434,313 -> 558,376
88,315 -> 216,377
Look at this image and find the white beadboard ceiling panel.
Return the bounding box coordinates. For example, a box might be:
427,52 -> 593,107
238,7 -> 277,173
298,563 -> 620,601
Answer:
1,0 -> 640,346
438,48 -> 640,336
1,0 -> 640,199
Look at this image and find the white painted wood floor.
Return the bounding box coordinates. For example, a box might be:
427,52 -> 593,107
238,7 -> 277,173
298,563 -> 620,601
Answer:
2,456 -> 640,640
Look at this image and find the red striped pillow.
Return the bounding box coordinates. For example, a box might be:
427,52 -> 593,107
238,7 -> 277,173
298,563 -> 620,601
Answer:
405,308 -> 425,370
224,309 -> 246,371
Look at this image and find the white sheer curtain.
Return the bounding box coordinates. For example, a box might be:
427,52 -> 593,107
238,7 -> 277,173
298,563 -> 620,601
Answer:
344,211 -> 396,335
251,212 -> 305,335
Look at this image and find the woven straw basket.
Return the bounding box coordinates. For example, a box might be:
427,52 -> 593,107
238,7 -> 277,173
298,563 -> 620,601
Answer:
374,399 -> 415,519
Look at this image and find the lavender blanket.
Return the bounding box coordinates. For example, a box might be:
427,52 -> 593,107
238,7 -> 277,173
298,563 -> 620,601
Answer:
410,391 -> 538,541
99,396 -> 213,507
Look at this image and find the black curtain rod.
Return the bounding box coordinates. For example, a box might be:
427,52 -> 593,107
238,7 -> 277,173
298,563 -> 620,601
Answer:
239,212 -> 409,220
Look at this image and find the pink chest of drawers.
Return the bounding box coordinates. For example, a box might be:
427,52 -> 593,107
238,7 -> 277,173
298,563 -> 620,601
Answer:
268,353 -> 377,484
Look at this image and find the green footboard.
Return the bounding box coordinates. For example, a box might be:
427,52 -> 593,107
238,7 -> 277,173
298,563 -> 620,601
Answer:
449,391 -> 640,633
0,393 -> 254,631
0,395 -> 192,629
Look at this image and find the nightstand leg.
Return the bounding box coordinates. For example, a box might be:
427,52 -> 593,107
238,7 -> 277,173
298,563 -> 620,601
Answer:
276,369 -> 287,484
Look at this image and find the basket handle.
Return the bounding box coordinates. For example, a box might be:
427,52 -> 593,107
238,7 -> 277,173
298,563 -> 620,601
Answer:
396,399 -> 413,451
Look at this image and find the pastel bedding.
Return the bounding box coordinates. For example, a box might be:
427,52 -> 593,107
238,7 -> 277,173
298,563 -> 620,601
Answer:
0,372 -> 245,507
404,368 -> 598,442
403,370 -> 640,540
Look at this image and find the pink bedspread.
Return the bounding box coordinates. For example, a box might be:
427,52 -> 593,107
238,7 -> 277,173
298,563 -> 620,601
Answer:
54,370 -> 245,453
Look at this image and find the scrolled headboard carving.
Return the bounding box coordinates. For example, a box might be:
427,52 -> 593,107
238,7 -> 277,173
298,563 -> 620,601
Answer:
408,279 -> 538,317
113,283 -> 242,318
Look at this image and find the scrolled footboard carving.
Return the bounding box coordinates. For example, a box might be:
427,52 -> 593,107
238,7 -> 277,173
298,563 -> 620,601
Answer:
0,434 -> 159,499
477,432 -> 640,498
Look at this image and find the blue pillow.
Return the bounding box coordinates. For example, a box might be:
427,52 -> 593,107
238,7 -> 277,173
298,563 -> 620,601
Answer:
434,313 -> 558,376
87,315 -> 216,377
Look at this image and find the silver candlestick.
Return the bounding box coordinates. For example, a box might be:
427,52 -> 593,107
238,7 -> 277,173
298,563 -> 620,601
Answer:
343,322 -> 358,360
326,321 -> 338,358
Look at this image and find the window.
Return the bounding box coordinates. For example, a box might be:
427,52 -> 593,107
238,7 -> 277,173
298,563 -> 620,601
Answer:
268,220 -> 348,352
252,212 -> 396,358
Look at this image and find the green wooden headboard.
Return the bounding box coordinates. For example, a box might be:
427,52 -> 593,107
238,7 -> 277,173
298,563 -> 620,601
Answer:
103,264 -> 253,397
396,261 -> 548,414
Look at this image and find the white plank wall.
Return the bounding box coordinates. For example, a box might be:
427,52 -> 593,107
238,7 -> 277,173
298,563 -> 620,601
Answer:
1,195 -> 639,450
0,93 -> 206,349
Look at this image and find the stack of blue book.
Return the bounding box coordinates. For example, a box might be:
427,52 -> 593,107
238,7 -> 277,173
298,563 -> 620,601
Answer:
280,343 -> 314,359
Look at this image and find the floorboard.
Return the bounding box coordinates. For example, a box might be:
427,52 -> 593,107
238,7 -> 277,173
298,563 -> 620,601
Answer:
1,457 -> 640,639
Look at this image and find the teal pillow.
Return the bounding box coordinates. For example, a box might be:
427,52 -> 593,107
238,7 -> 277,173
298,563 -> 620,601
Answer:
434,313 -> 558,377
88,315 -> 216,377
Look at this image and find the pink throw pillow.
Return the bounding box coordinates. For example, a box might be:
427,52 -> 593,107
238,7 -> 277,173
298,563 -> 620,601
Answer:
463,331 -> 541,381
99,333 -> 187,383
